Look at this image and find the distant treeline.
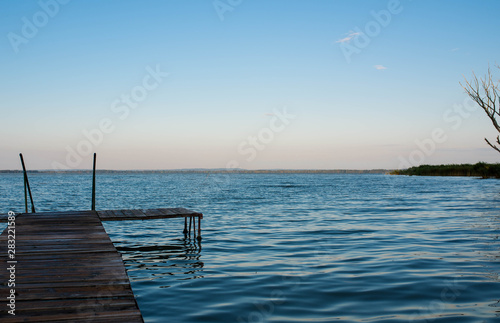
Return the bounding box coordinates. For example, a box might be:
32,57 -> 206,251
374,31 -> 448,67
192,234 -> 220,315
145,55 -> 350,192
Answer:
392,162 -> 500,178
0,169 -> 391,175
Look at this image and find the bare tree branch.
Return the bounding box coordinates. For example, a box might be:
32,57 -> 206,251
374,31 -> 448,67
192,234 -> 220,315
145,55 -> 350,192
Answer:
461,65 -> 500,152
485,138 -> 500,153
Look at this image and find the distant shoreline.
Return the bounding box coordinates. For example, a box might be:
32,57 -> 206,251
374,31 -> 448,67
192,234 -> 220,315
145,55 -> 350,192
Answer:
0,169 -> 392,174
2,163 -> 499,177
391,162 -> 500,178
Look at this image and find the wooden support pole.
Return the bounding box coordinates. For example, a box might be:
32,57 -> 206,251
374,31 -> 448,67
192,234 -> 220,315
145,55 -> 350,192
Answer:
184,217 -> 188,234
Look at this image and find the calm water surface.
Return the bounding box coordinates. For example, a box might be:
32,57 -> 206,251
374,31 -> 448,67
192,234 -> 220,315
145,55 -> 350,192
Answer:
1,173 -> 500,322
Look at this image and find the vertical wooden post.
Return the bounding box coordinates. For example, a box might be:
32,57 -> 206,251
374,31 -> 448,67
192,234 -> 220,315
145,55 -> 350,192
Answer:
91,153 -> 96,211
19,153 -> 35,213
183,217 -> 188,234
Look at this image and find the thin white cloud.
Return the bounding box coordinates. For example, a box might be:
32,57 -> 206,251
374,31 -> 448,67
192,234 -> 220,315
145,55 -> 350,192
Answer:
451,48 -> 459,52
374,65 -> 387,70
336,31 -> 361,43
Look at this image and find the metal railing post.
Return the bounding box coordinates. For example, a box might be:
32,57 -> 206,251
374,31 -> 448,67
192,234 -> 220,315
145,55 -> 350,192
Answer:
91,153 -> 96,211
23,168 -> 28,213
19,153 -> 36,213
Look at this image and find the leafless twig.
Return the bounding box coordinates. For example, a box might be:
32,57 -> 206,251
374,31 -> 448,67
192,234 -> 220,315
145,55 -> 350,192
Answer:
461,65 -> 500,153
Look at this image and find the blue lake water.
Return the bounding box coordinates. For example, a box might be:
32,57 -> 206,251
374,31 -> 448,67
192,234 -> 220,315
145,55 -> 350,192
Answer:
1,173 -> 500,322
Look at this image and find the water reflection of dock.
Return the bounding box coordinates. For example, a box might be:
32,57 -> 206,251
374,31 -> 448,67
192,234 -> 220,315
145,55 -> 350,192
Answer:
118,238 -> 204,283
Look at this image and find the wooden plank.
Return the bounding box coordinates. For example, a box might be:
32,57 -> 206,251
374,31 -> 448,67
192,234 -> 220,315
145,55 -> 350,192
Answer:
3,299 -> 142,322
156,208 -> 177,215
11,297 -> 138,311
96,210 -> 114,220
0,211 -> 143,322
0,307 -> 144,323
0,210 -> 94,222
144,208 -> 162,216
130,209 -> 146,217
168,207 -> 203,217
111,209 -> 126,217
6,284 -> 135,301
95,208 -> 203,221
121,209 -> 136,216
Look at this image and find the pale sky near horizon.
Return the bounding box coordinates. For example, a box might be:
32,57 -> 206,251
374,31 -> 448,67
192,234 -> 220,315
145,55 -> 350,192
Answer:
1,0 -> 500,170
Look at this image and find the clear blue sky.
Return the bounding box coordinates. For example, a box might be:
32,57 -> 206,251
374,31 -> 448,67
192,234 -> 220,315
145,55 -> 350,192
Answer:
1,0 -> 499,170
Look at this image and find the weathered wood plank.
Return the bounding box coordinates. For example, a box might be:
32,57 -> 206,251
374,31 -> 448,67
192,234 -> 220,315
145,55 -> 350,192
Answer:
96,210 -> 114,219
0,308 -> 144,323
130,209 -> 146,217
95,207 -> 203,221
121,209 -> 136,216
111,209 -> 126,217
144,208 -> 162,216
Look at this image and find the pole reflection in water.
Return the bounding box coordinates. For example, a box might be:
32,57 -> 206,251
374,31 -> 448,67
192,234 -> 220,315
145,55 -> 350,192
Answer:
115,236 -> 204,284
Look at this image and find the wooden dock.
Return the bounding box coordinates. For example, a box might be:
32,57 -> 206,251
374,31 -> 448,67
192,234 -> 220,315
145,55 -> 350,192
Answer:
0,208 -> 203,322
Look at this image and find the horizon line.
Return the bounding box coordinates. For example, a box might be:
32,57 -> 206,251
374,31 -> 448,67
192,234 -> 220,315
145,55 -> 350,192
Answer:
0,168 -> 394,173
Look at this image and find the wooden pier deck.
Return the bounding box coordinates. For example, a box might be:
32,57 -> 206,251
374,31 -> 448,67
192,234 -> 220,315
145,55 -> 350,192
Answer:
0,208 -> 203,322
